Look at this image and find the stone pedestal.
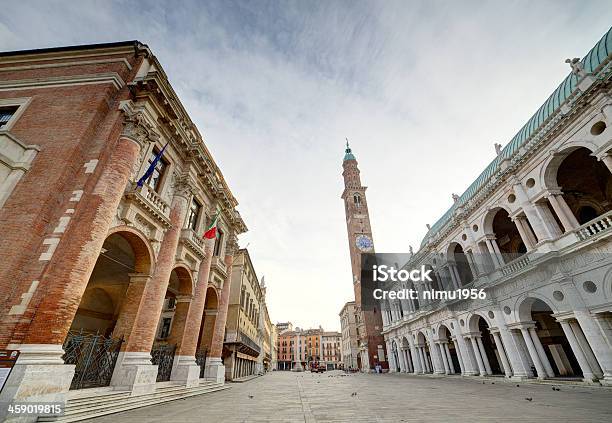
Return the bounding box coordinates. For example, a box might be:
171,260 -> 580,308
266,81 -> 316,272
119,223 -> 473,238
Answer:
170,355 -> 200,387
0,344 -> 74,423
110,352 -> 157,396
292,361 -> 303,372
204,357 -> 226,383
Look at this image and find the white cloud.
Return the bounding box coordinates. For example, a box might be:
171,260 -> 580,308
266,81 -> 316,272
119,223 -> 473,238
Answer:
2,0 -> 611,330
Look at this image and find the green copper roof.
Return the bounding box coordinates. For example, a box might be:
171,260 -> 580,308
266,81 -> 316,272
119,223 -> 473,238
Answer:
344,140 -> 356,161
420,26 -> 612,248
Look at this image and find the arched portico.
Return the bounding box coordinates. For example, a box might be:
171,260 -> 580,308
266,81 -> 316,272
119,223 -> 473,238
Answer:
516,296 -> 601,382
150,265 -> 194,382
446,242 -> 473,287
467,314 -> 504,376
65,229 -> 154,390
437,324 -> 460,375
483,207 -> 529,266
541,145 -> 612,234
415,331 -> 433,374
195,286 -> 219,377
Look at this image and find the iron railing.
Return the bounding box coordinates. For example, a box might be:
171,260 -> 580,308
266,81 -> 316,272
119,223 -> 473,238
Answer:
151,343 -> 176,382
62,330 -> 123,390
195,348 -> 208,378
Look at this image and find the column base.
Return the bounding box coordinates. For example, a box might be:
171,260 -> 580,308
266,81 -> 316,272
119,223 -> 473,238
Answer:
203,357 -> 226,383
0,344 -> 74,423
110,352 -> 158,396
291,362 -> 303,372
600,375 -> 612,386
170,355 -> 200,388
581,373 -> 599,385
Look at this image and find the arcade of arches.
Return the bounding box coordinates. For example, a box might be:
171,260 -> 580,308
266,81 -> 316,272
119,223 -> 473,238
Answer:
387,295 -> 610,384
64,229 -> 230,390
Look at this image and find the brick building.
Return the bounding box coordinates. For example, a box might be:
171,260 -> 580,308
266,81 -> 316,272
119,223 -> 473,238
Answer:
0,41 -> 247,421
275,326 -> 341,370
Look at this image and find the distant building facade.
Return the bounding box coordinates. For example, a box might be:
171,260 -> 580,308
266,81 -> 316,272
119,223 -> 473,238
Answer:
275,326 -> 341,370
223,249 -> 272,380
340,301 -> 360,369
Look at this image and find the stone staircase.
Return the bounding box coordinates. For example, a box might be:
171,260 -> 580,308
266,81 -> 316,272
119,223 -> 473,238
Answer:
37,380 -> 229,422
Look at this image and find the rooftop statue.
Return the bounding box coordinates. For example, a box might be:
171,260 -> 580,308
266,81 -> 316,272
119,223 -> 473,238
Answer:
565,57 -> 588,78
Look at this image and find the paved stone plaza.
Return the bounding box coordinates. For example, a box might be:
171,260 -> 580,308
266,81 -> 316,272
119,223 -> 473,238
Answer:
88,371 -> 612,422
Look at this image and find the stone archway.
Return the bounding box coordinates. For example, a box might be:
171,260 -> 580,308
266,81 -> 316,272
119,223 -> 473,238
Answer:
467,314 -> 503,376
416,331 -> 433,374
151,265 -> 193,382
196,286 -> 219,376
66,230 -> 154,389
447,242 -> 473,287
438,324 -> 460,374
518,298 -> 582,378
554,147 -> 612,225
485,208 -> 528,264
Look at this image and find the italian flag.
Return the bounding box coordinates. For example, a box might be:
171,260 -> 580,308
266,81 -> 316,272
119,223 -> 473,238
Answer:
203,211 -> 220,240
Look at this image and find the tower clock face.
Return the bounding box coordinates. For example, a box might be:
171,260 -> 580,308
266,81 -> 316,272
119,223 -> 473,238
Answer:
355,234 -> 373,251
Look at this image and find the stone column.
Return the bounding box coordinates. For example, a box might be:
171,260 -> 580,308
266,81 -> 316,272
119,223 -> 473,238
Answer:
404,348 -> 413,373
1,128 -> 151,418
569,320 -> 603,378
499,325 -> 531,378
511,178 -> 554,242
465,250 -> 479,279
485,237 -> 503,268
451,337 -> 465,375
439,343 -> 450,374
397,343 -> 406,372
450,264 -> 463,288
520,327 -> 546,379
417,347 -> 426,373
491,332 -> 512,377
112,182 -> 191,394
469,337 -> 486,376
546,194 -> 579,232
205,235 -> 238,381
529,328 -> 554,377
409,344 -> 421,374
533,201 -> 563,239
386,341 -> 396,372
592,314 -> 612,385
429,339 -> 445,374
443,343 -> 455,374
513,216 -> 536,250
476,336 -> 492,375
170,241 -> 215,386
451,323 -> 477,375
559,320 -> 597,383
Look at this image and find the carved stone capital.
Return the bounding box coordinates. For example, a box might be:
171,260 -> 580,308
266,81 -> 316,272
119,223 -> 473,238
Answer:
121,108 -> 160,149
225,234 -> 239,256
172,171 -> 194,200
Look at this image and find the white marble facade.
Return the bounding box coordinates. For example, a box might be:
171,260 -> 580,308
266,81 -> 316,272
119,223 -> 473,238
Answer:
383,41 -> 612,386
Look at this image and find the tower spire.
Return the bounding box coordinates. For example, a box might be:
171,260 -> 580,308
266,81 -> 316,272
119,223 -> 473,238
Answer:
343,138 -> 356,162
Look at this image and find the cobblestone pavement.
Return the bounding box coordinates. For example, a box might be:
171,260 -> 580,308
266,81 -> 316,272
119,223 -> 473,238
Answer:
88,371 -> 612,422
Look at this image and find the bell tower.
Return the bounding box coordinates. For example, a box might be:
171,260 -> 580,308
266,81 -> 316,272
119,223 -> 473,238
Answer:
341,141 -> 386,371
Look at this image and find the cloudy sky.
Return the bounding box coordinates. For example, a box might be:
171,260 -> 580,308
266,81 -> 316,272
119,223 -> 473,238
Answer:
2,1 -> 611,331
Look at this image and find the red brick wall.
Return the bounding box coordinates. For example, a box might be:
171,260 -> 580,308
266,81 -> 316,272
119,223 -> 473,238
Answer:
0,48 -> 144,347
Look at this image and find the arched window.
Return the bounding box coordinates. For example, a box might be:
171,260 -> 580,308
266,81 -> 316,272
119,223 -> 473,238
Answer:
353,194 -> 362,207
